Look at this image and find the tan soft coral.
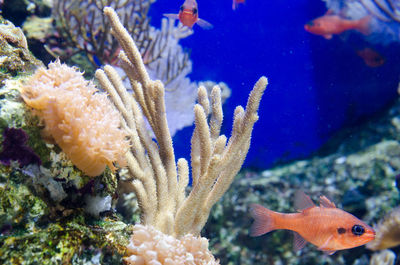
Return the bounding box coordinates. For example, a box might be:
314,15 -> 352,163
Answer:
124,225 -> 219,265
21,60 -> 129,176
367,207 -> 400,250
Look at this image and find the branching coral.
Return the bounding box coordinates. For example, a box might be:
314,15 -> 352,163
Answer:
96,6 -> 267,241
20,60 -> 129,177
367,206 -> 400,250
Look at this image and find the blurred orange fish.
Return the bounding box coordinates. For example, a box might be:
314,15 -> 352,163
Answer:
250,191 -> 375,255
304,11 -> 371,39
356,47 -> 385,67
233,0 -> 245,10
164,0 -> 213,29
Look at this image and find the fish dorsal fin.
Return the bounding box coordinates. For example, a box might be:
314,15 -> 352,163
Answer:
319,195 -> 336,208
294,190 -> 315,212
325,9 -> 334,15
293,232 -> 307,251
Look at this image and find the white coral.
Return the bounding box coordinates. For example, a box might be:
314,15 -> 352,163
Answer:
124,225 -> 219,265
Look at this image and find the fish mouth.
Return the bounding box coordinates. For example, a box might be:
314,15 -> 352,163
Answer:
364,230 -> 376,240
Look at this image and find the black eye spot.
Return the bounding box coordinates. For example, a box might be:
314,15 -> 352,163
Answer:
337,227 -> 346,234
351,225 -> 365,236
180,5 -> 184,11
193,8 -> 198,14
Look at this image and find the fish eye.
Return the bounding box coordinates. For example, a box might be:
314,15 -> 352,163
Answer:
193,8 -> 198,14
337,227 -> 346,234
351,225 -> 365,236
180,5 -> 184,11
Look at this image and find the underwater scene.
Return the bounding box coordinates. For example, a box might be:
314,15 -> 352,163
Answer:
0,0 -> 400,264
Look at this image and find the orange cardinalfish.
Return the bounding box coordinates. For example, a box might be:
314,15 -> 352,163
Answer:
233,0 -> 245,10
304,11 -> 372,39
164,0 -> 213,29
356,47 -> 385,67
250,191 -> 375,255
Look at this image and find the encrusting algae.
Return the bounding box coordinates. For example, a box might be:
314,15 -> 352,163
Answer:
20,60 -> 130,177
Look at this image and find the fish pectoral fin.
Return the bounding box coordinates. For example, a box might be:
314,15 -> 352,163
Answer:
196,18 -> 213,29
318,235 -> 335,253
293,232 -> 307,251
324,34 -> 333,39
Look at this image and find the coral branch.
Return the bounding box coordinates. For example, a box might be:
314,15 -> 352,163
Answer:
99,6 -> 268,238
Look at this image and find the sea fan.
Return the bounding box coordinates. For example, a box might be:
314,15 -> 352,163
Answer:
21,60 -> 129,176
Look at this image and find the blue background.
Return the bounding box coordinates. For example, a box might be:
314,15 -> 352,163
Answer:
149,0 -> 400,169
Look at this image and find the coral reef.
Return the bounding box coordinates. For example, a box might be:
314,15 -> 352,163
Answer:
0,4 -> 264,263
21,60 -> 129,177
124,225 -> 219,265
367,207 -> 400,250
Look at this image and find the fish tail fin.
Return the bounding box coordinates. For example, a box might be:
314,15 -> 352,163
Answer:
356,15 -> 372,35
249,204 -> 278,237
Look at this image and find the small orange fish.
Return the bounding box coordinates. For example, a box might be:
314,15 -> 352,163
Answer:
304,11 -> 371,39
233,0 -> 245,10
250,191 -> 375,255
356,47 -> 385,67
164,0 -> 213,29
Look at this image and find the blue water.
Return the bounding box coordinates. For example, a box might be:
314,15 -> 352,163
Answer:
150,0 -> 400,169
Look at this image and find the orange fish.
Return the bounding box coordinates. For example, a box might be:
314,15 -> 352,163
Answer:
250,191 -> 375,255
356,47 -> 385,67
304,11 -> 371,39
164,0 -> 213,29
233,0 -> 245,10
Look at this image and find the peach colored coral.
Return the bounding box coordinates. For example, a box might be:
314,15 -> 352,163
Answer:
21,60 -> 129,176
124,225 -> 219,265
